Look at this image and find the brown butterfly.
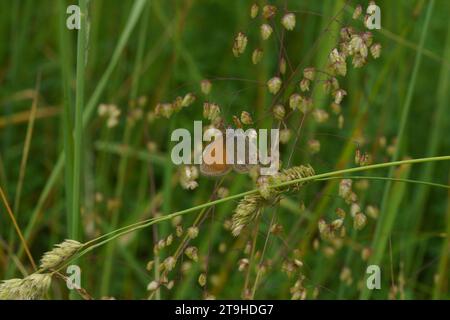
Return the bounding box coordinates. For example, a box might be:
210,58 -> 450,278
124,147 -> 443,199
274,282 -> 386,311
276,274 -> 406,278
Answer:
199,125 -> 255,177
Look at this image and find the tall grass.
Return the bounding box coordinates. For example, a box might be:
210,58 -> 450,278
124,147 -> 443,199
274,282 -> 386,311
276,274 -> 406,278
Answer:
0,0 -> 449,300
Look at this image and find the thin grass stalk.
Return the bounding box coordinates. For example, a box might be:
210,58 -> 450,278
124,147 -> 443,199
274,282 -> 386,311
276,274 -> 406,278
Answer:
0,186 -> 36,271
100,0 -> 151,296
360,0 -> 435,299
51,156 -> 450,273
432,174 -> 450,299
72,0 -> 88,240
8,75 -> 40,254
11,0 -> 147,276
58,0 -> 75,237
406,17 -> 450,281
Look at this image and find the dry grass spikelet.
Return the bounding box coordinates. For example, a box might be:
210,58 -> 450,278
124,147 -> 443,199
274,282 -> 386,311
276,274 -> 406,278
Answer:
269,165 -> 315,192
231,194 -> 264,236
231,165 -> 315,236
0,273 -> 52,300
40,239 -> 82,270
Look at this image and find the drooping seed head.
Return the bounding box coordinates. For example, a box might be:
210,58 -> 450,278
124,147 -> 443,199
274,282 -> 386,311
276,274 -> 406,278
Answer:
252,48 -> 263,65
39,239 -> 82,271
370,43 -> 382,59
262,5 -> 277,19
232,32 -> 248,57
250,3 -> 259,19
267,77 -> 282,94
200,79 -> 212,95
273,104 -> 286,120
260,24 -> 273,40
281,13 -> 296,30
0,273 -> 52,300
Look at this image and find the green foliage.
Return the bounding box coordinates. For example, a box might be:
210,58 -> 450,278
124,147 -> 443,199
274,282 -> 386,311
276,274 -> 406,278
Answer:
0,0 -> 449,300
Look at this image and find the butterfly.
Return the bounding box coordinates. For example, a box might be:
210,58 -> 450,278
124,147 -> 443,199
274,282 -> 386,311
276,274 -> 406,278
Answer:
199,124 -> 256,177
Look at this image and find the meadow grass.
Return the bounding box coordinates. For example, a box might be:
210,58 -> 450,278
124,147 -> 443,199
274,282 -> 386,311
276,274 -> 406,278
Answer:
0,0 -> 449,300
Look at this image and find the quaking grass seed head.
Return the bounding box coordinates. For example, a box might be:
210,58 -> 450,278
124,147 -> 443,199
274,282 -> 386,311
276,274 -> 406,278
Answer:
267,77 -> 282,94
232,32 -> 248,57
260,24 -> 273,40
281,13 -> 296,31
252,48 -> 263,65
250,3 -> 259,19
262,5 -> 277,19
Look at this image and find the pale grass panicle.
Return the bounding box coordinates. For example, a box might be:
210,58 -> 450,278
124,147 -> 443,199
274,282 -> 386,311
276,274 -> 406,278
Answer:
0,273 -> 52,300
40,239 -> 83,271
231,165 -> 316,236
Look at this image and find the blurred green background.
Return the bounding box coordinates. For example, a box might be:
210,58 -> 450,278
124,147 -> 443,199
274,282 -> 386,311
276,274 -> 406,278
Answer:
0,0 -> 449,299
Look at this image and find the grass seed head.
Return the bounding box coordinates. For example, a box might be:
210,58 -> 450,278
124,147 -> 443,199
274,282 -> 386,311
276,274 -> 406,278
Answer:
232,32 -> 248,57
262,5 -> 277,19
0,273 -> 52,300
267,77 -> 282,94
260,24 -> 273,40
39,239 -> 82,271
250,3 -> 259,19
281,13 -> 296,30
252,48 -> 263,64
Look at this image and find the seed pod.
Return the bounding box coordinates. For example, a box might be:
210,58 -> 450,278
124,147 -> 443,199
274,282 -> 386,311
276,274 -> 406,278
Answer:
240,111 -> 253,125
155,103 -> 173,119
184,246 -> 199,262
147,281 -> 159,291
203,102 -> 221,121
165,234 -> 174,246
279,129 -> 292,144
176,225 -> 183,237
260,24 -> 273,40
250,3 -> 259,19
353,213 -> 367,230
308,139 -> 320,154
187,226 -> 199,239
232,32 -> 248,57
262,5 -> 277,19
289,93 -> 302,110
279,57 -> 287,75
217,187 -> 229,199
300,97 -> 313,113
303,67 -> 315,81
201,79 -> 212,95
181,93 -> 196,107
281,13 -> 296,30
336,208 -> 346,219
312,109 -> 329,123
198,273 -> 207,287
163,256 -> 176,271
267,77 -> 282,94
273,104 -> 286,120
338,115 -> 344,129
252,48 -> 263,64
366,205 -> 379,219
370,43 -> 381,59
361,247 -> 372,261
331,218 -> 344,230
300,78 -> 310,92
238,258 -> 249,272
333,89 -> 347,104
353,5 -> 362,19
